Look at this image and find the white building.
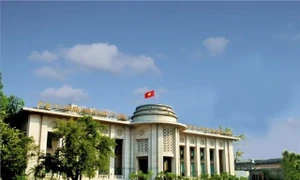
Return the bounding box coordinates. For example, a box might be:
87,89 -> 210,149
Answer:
19,102 -> 239,179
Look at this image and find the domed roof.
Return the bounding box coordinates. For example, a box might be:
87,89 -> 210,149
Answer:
131,104 -> 177,120
131,104 -> 186,128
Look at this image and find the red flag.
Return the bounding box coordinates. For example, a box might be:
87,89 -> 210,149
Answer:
144,90 -> 155,99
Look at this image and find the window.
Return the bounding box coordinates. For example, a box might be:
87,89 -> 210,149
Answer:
210,164 -> 215,174
210,149 -> 214,161
180,146 -> 184,159
201,163 -> 205,173
191,163 -> 196,177
190,147 -> 195,160
219,150 -> 224,173
200,148 -> 205,161
209,149 -> 215,175
180,162 -> 185,176
47,132 -> 55,149
200,148 -> 205,173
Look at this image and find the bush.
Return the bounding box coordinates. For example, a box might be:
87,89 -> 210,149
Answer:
154,172 -> 247,180
130,170 -> 153,180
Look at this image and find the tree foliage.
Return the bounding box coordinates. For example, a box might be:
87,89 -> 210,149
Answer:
152,171 -> 248,180
0,72 -> 36,180
281,150 -> 300,180
36,116 -> 116,180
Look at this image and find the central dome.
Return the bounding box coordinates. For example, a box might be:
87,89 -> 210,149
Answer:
131,104 -> 178,123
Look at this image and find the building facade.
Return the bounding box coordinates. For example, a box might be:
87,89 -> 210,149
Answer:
20,103 -> 239,179
235,158 -> 284,180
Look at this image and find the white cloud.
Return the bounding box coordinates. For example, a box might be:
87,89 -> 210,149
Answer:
40,85 -> 88,103
35,66 -> 70,80
240,118 -> 300,159
29,51 -> 57,62
202,37 -> 229,56
133,87 -> 167,99
60,43 -> 160,74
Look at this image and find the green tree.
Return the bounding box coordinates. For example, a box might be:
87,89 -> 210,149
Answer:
0,120 -> 36,180
50,116 -> 116,180
281,150 -> 300,180
0,72 -> 36,180
234,134 -> 247,162
234,149 -> 244,162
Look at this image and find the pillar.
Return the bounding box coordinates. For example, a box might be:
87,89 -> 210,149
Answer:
185,135 -> 190,177
196,137 -> 201,177
214,141 -> 220,174
109,125 -> 115,178
151,124 -> 158,176
39,116 -> 48,152
123,126 -> 131,179
174,128 -> 180,175
223,141 -> 229,173
228,140 -> 235,175
157,126 -> 164,174
205,138 -> 211,176
130,127 -> 136,172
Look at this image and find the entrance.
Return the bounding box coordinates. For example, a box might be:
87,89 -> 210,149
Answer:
163,157 -> 172,173
138,157 -> 148,174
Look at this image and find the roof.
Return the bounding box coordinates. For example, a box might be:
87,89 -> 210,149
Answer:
254,158 -> 282,165
236,158 -> 282,165
22,107 -> 130,125
21,106 -> 240,140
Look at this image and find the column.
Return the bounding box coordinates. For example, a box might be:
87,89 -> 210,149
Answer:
109,125 -> 115,178
157,126 -> 163,174
205,138 -> 211,176
151,124 -> 158,176
223,141 -> 229,173
26,114 -> 42,176
174,128 -> 180,175
185,135 -> 190,177
131,127 -> 136,172
195,137 -> 201,177
214,140 -> 220,175
123,126 -> 131,179
228,140 -> 235,175
39,116 -> 48,153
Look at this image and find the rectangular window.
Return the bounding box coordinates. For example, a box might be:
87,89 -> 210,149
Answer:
190,147 -> 195,160
200,148 -> 205,174
201,163 -> 205,173
209,149 -> 215,175
180,162 -> 185,176
114,139 -> 123,175
191,163 -> 196,177
210,164 -> 215,175
180,146 -> 184,160
47,132 -> 55,149
219,150 -> 224,173
210,149 -> 214,162
200,148 -> 205,161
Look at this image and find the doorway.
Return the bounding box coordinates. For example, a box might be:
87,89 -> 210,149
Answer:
163,157 -> 172,173
138,157 -> 148,174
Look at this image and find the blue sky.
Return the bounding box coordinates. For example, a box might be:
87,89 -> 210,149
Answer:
1,2 -> 300,158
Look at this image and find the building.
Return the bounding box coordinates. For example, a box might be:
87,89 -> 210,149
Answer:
235,158 -> 283,180
18,102 -> 240,179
